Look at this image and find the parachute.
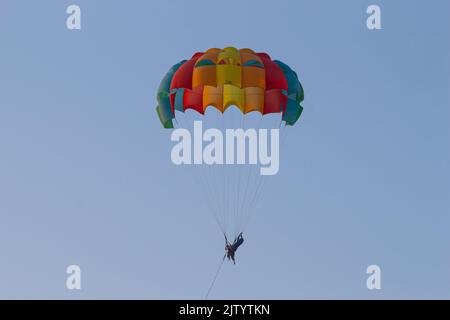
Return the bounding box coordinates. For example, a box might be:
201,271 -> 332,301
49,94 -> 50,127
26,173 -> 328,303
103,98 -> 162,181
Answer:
156,47 -> 304,241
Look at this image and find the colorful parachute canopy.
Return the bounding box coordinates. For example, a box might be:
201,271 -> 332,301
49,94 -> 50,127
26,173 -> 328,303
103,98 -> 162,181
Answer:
156,47 -> 304,128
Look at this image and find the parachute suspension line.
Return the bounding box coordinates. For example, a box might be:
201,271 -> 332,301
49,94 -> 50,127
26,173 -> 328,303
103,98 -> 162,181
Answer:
234,114 -> 245,238
214,139 -> 225,233
242,117 -> 286,233
235,114 -> 245,237
233,119 -> 249,234
236,113 -> 261,236
214,111 -> 227,236
221,114 -> 229,238
243,123 -> 292,232
205,254 -> 226,300
188,132 -> 225,233
230,109 -> 238,239
233,109 -> 243,238
180,111 -> 225,235
240,114 -> 268,233
202,110 -> 223,233
207,112 -> 228,233
225,113 -> 233,239
209,111 -> 223,236
242,166 -> 266,233
223,111 -> 229,239
279,121 -> 288,150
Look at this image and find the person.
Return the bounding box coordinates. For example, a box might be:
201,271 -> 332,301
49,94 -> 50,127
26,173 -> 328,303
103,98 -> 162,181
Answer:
225,233 -> 244,264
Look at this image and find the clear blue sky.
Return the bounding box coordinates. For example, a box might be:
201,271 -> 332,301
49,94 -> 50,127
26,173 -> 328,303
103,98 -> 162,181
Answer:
0,0 -> 449,299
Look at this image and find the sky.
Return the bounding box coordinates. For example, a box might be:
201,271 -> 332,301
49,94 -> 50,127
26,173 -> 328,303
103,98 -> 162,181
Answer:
0,0 -> 449,299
